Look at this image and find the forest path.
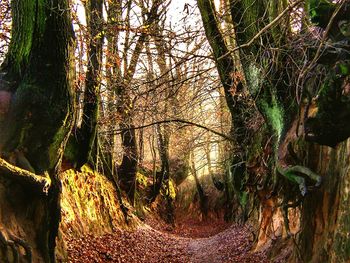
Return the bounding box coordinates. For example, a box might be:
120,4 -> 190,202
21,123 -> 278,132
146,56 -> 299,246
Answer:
67,220 -> 268,263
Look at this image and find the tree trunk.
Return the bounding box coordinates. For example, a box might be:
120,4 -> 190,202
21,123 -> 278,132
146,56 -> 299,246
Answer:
150,124 -> 170,202
190,151 -> 208,219
0,0 -> 75,261
200,0 -> 350,260
197,0 -> 255,221
118,122 -> 138,203
115,1 -> 161,204
73,0 -> 104,168
296,1 -> 350,261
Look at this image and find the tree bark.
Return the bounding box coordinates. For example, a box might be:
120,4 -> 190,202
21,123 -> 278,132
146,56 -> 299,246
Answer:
190,151 -> 209,219
73,0 -> 104,168
0,0 -> 75,261
201,0 -> 350,260
150,124 -> 170,202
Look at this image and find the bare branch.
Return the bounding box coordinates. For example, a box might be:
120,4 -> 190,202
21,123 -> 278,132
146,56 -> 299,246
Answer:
218,0 -> 304,61
105,118 -> 234,141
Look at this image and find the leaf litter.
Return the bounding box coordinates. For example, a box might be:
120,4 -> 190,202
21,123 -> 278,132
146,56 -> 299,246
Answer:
67,221 -> 268,263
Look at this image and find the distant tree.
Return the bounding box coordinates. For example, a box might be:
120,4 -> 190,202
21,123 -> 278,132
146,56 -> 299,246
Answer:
104,0 -> 163,203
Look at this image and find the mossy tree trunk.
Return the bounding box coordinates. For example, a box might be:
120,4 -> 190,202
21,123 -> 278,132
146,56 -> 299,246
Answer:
197,0 -> 255,222
190,151 -> 209,219
0,0 -> 75,262
149,20 -> 172,204
297,1 -> 350,261
200,0 -> 350,260
227,0 -> 322,247
72,0 -> 103,169
102,1 -> 131,219
150,124 -> 170,202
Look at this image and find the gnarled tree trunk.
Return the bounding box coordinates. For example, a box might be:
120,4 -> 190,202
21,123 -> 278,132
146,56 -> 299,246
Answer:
0,0 -> 75,261
199,0 -> 350,261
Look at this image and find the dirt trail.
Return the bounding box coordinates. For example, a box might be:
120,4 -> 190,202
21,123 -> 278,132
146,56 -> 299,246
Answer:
187,226 -> 265,263
67,222 -> 268,263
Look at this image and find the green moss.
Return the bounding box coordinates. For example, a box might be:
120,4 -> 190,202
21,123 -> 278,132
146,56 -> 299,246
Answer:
63,136 -> 80,162
247,124 -> 267,163
49,112 -> 70,169
261,94 -> 284,144
246,64 -> 262,96
36,0 -> 46,38
18,123 -> 33,145
268,1 -> 288,44
336,62 -> 350,76
197,0 -> 224,61
240,0 -> 267,46
7,0 -> 47,75
60,165 -> 130,236
240,191 -> 248,206
136,172 -> 148,187
282,169 -> 306,195
80,164 -> 94,174
134,172 -> 150,219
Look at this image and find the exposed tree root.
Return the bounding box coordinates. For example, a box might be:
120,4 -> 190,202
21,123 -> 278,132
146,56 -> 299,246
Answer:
0,157 -> 50,193
0,225 -> 32,263
277,164 -> 321,196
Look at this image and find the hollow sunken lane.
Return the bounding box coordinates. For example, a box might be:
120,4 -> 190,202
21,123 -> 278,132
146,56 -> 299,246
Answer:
187,225 -> 268,263
67,224 -> 268,263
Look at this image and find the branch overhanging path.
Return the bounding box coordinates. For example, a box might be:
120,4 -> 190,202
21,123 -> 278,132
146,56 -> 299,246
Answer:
103,118 -> 234,142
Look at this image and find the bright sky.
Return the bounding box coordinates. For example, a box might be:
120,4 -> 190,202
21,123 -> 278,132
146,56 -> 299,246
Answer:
74,0 -> 220,30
